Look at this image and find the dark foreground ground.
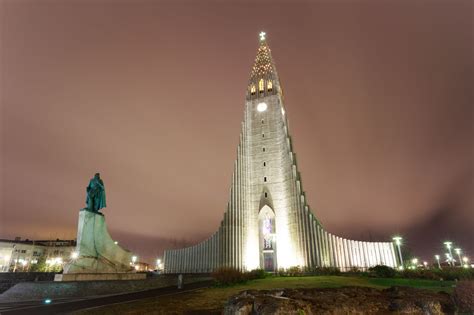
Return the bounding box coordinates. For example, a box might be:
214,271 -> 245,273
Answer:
1,276 -> 471,314
73,276 -> 467,314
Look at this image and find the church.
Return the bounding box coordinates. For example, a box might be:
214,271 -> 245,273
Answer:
164,33 -> 398,273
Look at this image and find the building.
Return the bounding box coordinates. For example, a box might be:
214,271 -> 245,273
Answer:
0,238 -> 76,272
164,33 -> 398,273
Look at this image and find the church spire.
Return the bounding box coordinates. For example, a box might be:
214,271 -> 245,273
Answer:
247,31 -> 281,99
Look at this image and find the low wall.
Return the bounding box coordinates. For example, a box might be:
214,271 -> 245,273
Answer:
0,274 -> 212,302
0,272 -> 56,294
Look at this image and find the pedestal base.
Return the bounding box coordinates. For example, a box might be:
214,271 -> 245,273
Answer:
54,273 -> 146,282
64,209 -> 134,274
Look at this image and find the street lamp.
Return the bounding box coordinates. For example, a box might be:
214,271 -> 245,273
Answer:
411,258 -> 418,269
462,257 -> 469,268
435,255 -> 441,269
392,236 -> 404,269
454,248 -> 462,267
444,242 -> 453,266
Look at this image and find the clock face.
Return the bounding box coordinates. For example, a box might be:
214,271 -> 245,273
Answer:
257,102 -> 267,112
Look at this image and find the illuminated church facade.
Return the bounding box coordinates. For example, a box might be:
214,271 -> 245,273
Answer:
164,33 -> 398,273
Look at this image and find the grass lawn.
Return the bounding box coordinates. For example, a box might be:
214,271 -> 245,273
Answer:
75,276 -> 454,315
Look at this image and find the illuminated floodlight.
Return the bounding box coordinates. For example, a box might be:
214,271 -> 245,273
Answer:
411,258 -> 418,265
454,248 -> 463,267
131,256 -> 137,263
44,299 -> 52,304
257,102 -> 267,112
435,255 -> 441,269
392,236 -> 402,245
423,261 -> 428,267
71,251 -> 79,259
392,236 -> 404,269
444,242 -> 454,266
114,241 -> 118,245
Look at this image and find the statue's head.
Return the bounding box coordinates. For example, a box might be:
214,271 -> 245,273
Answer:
95,173 -> 100,178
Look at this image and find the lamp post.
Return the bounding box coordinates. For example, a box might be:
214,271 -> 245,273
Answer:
435,255 -> 441,269
454,248 -> 462,267
393,236 -> 404,269
444,242 -> 453,266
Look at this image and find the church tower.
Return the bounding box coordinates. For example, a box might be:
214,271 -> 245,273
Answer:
164,33 -> 398,273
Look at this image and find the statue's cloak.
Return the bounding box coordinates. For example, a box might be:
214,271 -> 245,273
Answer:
86,177 -> 106,211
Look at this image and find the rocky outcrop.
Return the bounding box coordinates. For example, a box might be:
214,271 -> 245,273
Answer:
223,286 -> 457,314
453,280 -> 474,313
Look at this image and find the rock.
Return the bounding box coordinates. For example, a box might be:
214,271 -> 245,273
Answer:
453,280 -> 474,313
223,286 -> 457,314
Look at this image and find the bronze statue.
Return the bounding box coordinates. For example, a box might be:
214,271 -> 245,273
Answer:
86,173 -> 106,213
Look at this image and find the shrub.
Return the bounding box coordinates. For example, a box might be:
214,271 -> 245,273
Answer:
211,267 -> 246,285
368,265 -> 397,278
246,268 -> 266,280
211,267 -> 267,285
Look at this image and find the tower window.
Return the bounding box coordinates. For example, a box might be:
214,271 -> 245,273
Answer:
250,85 -> 256,95
263,162 -> 266,166
259,79 -> 264,92
267,80 -> 273,91
261,119 -> 264,124
262,133 -> 265,138
265,192 -> 268,198
264,177 -> 267,182
263,147 -> 265,152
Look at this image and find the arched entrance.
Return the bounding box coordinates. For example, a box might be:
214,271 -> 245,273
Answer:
258,205 -> 276,271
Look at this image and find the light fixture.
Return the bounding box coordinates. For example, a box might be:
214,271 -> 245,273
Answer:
257,102 -> 267,112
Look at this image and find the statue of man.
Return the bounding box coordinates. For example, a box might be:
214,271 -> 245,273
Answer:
86,173 -> 106,213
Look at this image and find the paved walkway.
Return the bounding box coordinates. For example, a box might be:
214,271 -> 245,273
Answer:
0,280 -> 214,314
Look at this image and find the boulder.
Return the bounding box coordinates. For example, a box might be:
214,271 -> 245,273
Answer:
223,286 -> 457,314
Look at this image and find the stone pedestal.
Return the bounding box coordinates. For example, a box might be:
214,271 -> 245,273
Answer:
57,209 -> 137,281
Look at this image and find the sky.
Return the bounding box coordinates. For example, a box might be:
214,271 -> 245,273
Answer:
1,0 -> 472,264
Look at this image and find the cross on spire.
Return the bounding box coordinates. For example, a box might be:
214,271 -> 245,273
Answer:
259,31 -> 266,41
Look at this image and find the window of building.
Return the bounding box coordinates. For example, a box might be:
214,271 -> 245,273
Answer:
265,192 -> 268,198
21,250 -> 26,253
263,162 -> 266,166
250,85 -> 256,95
264,177 -> 267,182
263,147 -> 265,152
267,80 -> 273,91
259,79 -> 264,92
262,133 -> 265,138
261,119 -> 264,124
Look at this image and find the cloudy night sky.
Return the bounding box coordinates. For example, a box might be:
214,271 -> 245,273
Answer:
1,0 -> 472,263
